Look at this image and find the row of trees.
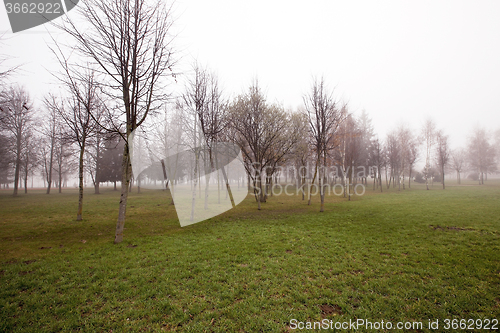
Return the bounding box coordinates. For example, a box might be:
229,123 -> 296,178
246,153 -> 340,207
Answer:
0,86 -> 124,195
2,73 -> 498,237
1,0 -> 499,243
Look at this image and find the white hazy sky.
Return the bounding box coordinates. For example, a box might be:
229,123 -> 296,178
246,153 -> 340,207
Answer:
1,0 -> 499,149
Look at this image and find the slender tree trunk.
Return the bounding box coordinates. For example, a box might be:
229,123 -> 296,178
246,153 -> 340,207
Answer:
256,175 -> 261,210
442,169 -> 445,189
24,161 -> 28,194
114,142 -> 132,244
425,168 -> 429,190
379,168 -> 383,193
308,161 -> 318,205
94,134 -> 100,194
77,141 -> 86,221
320,155 -> 326,212
408,167 -> 412,189
204,150 -> 212,210
385,167 -> 388,189
269,174 -> 274,197
58,165 -> 62,193
373,169 -> 376,191
301,167 -> 305,201
46,139 -> 54,195
13,132 -> 21,197
220,164 -> 235,206
190,143 -> 200,221
387,168 -> 392,189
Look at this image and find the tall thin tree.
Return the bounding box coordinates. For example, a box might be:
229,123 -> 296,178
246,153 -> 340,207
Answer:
0,86 -> 33,197
59,0 -> 176,243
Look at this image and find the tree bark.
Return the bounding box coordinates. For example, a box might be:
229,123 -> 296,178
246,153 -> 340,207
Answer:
46,136 -> 55,194
13,130 -> 21,197
77,140 -> 85,221
308,161 -> 318,205
114,142 -> 131,244
320,155 -> 326,212
94,134 -> 100,194
23,158 -> 28,194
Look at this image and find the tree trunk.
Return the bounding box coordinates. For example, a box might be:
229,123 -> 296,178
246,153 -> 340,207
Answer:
408,167 -> 412,189
94,134 -> 100,194
77,142 -> 85,221
425,168 -> 429,190
308,162 -> 318,205
58,165 -> 62,193
220,164 -> 235,207
190,148 -> 199,222
385,167 -> 388,189
379,168 -> 383,193
301,168 -> 305,201
320,155 -> 326,212
46,139 -> 54,194
442,167 -> 445,189
13,131 -> 21,197
114,142 -> 132,244
24,162 -> 28,194
256,175 -> 261,210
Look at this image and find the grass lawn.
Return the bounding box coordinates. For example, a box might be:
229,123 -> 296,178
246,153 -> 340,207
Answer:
0,182 -> 499,332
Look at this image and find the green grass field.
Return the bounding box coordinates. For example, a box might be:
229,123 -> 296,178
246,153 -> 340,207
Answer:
0,182 -> 499,332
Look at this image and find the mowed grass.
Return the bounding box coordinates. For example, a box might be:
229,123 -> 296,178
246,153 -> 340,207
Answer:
0,182 -> 499,332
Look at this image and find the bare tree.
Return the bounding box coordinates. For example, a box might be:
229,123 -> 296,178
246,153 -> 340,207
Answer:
303,78 -> 344,210
467,128 -> 496,184
396,125 -> 411,190
53,137 -> 73,193
289,111 -> 309,200
435,130 -> 450,189
50,63 -> 103,220
42,95 -> 64,195
451,148 -> 466,184
181,64 -> 231,211
422,118 -> 436,190
0,86 -> 34,196
230,82 -> 296,210
59,0 -> 176,243
20,132 -> 40,193
336,112 -> 360,200
357,110 -> 375,185
0,134 -> 13,187
369,137 -> 385,192
395,124 -> 418,190
407,136 -> 419,189
494,129 -> 500,173
385,131 -> 400,189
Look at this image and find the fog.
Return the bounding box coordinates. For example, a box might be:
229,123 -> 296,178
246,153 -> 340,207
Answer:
1,0 -> 500,149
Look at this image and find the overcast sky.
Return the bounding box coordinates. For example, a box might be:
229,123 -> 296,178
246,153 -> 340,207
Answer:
1,0 -> 499,149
